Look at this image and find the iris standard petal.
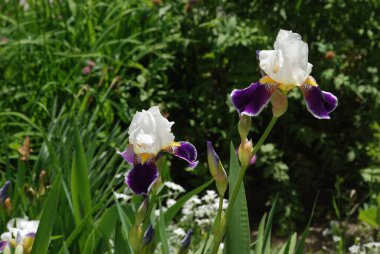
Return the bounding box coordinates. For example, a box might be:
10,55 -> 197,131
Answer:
125,163 -> 159,195
231,82 -> 277,116
300,83 -> 338,119
117,144 -> 136,164
166,142 -> 198,168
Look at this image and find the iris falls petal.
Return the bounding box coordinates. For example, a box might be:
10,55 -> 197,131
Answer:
300,83 -> 338,119
167,142 -> 198,168
125,163 -> 159,195
117,144 -> 135,164
230,82 -> 277,116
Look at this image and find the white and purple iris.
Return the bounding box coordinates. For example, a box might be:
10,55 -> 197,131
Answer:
0,218 -> 39,254
118,106 -> 198,195
231,29 -> 338,119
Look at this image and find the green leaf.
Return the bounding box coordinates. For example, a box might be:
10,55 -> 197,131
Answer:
31,172 -> 62,254
82,205 -> 120,254
253,213 -> 267,253
115,196 -> 133,253
159,200 -> 170,254
225,143 -> 250,254
295,195 -> 318,254
262,195 -> 278,253
359,207 -> 380,228
164,178 -> 213,224
71,121 -> 92,225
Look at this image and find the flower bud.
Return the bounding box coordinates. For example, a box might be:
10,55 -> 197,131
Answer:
39,170 -> 46,196
238,139 -> 253,168
207,142 -> 228,197
3,243 -> 11,254
238,115 -> 251,141
271,90 -> 288,117
4,198 -> 12,215
142,224 -> 154,246
135,197 -> 149,225
129,224 -> 142,252
179,229 -> 193,254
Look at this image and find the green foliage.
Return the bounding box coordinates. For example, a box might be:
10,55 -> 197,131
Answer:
225,144 -> 250,254
0,0 -> 379,252
359,193 -> 380,230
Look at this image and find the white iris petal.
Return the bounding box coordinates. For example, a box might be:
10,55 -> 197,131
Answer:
259,29 -> 312,86
128,106 -> 175,155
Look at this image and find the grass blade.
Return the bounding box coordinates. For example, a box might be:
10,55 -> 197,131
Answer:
31,172 -> 62,254
295,194 -> 318,254
262,195 -> 278,253
71,121 -> 92,225
159,200 -> 170,254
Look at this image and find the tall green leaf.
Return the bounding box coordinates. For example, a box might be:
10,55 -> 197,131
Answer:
225,143 -> 250,254
159,200 -> 170,254
295,195 -> 318,254
31,172 -> 62,254
71,121 -> 92,225
262,195 -> 278,253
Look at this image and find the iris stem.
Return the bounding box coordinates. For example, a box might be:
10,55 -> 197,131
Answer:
210,196 -> 225,253
142,191 -> 157,232
211,116 -> 278,254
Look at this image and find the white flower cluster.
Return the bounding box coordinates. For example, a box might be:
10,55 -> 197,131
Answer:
181,190 -> 228,230
155,185 -> 228,252
349,242 -> 380,254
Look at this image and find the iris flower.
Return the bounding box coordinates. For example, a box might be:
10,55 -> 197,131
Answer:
0,218 -> 39,254
118,106 -> 198,195
231,29 -> 338,119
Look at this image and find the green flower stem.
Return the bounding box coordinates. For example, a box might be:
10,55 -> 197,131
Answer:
142,191 -> 157,232
226,116 -> 278,223
211,116 -> 278,254
210,196 -> 225,254
251,116 -> 278,155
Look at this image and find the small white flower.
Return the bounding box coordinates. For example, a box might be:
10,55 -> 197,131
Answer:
114,193 -> 132,202
128,106 -> 174,155
348,245 -> 360,253
259,29 -> 312,86
332,235 -> 341,242
364,242 -> 380,249
164,182 -> 185,193
166,199 -> 176,208
173,228 -> 186,237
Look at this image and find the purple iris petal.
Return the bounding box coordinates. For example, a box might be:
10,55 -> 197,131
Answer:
169,142 -> 198,168
0,180 -> 10,203
301,84 -> 338,119
117,144 -> 135,164
125,163 -> 159,195
26,232 -> 36,238
0,241 -> 6,251
231,82 -> 276,116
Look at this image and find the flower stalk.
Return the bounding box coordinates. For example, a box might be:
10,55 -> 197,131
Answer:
211,116 -> 278,254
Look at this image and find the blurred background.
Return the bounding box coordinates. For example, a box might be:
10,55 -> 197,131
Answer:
0,0 -> 379,252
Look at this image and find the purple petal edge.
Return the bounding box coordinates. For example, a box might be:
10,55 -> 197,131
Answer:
301,84 -> 338,119
26,232 -> 36,238
117,144 -> 135,164
125,163 -> 159,195
170,142 -> 198,168
0,241 -> 6,251
230,82 -> 274,117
